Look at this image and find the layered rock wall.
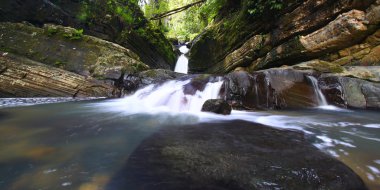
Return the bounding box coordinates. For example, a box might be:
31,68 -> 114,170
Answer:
0,53 -> 116,97
190,0 -> 380,73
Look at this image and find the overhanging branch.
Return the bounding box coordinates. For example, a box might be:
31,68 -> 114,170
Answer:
150,0 -> 206,20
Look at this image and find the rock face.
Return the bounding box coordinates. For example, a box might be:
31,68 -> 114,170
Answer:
201,99 -> 232,115
0,22 -> 148,81
0,0 -> 176,69
0,53 -> 116,97
189,0 -> 379,73
106,120 -> 367,190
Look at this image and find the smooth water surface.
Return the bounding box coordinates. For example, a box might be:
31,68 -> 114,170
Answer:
0,99 -> 379,189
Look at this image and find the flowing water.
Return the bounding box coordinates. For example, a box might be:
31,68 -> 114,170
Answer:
0,79 -> 380,189
174,46 -> 190,74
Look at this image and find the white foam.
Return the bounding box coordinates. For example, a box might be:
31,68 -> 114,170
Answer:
93,79 -> 224,113
363,124 -> 380,129
174,54 -> 188,74
368,165 -> 380,175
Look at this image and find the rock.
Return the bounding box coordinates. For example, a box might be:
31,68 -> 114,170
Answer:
208,35 -> 270,73
223,64 -> 380,110
270,0 -> 374,46
224,69 -> 319,110
201,99 -> 232,115
0,0 -> 176,69
189,0 -> 376,73
319,74 -> 380,109
294,61 -> 380,82
248,9 -> 375,71
137,69 -> 185,87
0,53 -> 116,98
106,120 -> 367,190
0,22 -> 148,81
321,29 -> 380,66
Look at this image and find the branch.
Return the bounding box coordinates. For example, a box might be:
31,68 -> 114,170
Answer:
150,0 -> 206,20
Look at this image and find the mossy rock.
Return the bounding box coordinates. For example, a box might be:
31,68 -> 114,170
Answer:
294,60 -> 344,73
0,22 -> 148,80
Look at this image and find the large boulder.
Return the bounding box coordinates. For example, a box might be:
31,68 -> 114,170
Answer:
106,120 -> 367,190
224,69 -> 319,110
201,99 -> 232,115
319,75 -> 380,109
0,53 -> 116,97
0,0 -> 176,69
0,22 -> 148,81
223,63 -> 380,110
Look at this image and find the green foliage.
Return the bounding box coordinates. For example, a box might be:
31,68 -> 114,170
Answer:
54,60 -> 66,68
63,29 -> 84,40
247,0 -> 284,17
199,0 -> 226,24
140,0 -> 226,42
46,27 -> 58,36
77,0 -> 142,26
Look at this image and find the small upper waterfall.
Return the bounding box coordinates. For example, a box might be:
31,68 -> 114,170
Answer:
174,45 -> 190,74
111,78 -> 224,113
306,76 -> 328,106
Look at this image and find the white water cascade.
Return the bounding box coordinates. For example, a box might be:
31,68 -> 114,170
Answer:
174,45 -> 190,74
305,75 -> 344,111
306,76 -> 328,106
105,78 -> 224,113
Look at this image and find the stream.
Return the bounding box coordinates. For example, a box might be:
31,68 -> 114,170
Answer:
0,77 -> 380,189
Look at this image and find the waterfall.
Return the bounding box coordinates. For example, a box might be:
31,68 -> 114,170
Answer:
174,45 -> 190,74
306,76 -> 328,106
113,78 -> 224,113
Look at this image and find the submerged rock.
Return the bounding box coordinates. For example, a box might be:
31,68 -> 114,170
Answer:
106,120 -> 367,190
201,99 -> 232,115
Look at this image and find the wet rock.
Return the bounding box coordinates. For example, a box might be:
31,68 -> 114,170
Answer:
223,64 -> 380,110
201,99 -> 231,115
183,75 -> 222,95
107,120 -> 367,190
0,53 -> 116,97
224,69 -> 318,110
137,69 -> 185,87
319,75 -> 380,109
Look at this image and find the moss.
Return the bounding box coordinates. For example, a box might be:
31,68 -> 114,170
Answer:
247,0 -> 285,17
308,61 -> 345,73
46,27 -> 58,36
134,26 -> 176,65
63,29 -> 84,40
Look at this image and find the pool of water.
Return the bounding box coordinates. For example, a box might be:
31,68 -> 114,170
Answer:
0,99 -> 379,189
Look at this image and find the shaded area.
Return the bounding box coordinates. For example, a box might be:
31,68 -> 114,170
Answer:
107,120 -> 367,190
